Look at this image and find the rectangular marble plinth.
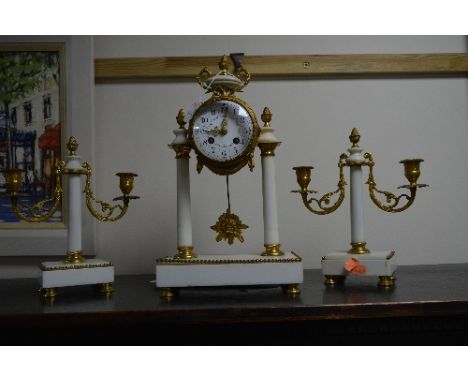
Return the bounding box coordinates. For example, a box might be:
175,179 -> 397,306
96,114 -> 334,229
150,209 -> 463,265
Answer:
41,259 -> 114,288
155,252 -> 303,288
321,250 -> 396,277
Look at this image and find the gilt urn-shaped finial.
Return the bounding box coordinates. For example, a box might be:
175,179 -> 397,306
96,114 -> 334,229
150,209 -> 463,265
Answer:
349,128 -> 361,147
176,109 -> 186,129
67,136 -> 79,155
261,107 -> 272,126
218,55 -> 229,72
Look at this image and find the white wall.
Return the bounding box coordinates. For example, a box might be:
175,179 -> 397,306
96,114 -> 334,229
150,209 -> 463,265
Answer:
92,36 -> 468,275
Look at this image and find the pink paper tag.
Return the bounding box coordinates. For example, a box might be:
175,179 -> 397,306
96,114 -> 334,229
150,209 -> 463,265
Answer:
344,257 -> 367,275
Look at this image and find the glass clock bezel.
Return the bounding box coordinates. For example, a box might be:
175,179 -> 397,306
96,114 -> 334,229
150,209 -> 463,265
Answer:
188,95 -> 260,176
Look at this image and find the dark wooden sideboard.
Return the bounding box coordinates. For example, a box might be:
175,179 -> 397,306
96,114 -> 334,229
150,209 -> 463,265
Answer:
2,264 -> 468,345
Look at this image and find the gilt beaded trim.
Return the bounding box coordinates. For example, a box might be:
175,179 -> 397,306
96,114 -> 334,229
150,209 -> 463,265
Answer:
41,262 -> 113,271
156,251 -> 302,265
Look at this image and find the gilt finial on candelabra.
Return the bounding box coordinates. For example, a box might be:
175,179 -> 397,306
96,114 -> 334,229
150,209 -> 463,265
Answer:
349,128 -> 360,147
67,136 -> 79,156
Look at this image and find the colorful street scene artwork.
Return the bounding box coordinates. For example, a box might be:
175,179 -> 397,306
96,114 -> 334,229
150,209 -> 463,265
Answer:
0,48 -> 63,225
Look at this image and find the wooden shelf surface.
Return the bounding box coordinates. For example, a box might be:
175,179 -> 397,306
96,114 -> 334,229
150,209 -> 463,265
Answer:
2,264 -> 468,344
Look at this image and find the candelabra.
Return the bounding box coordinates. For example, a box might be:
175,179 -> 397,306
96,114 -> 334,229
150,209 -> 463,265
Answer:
292,128 -> 427,288
1,136 -> 139,299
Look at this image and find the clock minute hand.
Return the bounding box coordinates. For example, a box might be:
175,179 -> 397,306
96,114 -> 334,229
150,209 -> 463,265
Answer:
220,115 -> 228,136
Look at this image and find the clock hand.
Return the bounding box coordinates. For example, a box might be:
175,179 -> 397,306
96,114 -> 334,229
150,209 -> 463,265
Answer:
202,127 -> 220,136
220,115 -> 228,136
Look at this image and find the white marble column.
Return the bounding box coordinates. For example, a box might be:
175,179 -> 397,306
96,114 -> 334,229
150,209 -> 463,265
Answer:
65,155 -> 82,254
347,140 -> 368,253
349,164 -> 365,244
258,107 -> 283,256
170,110 -> 195,259
261,155 -> 279,245
176,155 -> 192,248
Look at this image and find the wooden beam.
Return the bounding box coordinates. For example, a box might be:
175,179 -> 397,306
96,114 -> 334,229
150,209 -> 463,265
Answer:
95,53 -> 468,81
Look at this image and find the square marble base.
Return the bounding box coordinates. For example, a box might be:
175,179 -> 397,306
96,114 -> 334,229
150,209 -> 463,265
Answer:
40,259 -> 114,288
321,250 -> 396,277
155,251 -> 303,288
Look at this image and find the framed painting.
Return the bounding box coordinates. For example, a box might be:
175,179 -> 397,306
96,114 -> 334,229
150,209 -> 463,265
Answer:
0,36 -> 94,258
0,42 -> 66,229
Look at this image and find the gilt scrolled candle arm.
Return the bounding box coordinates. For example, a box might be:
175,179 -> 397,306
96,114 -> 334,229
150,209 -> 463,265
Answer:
82,161 -> 139,222
292,153 -> 348,215
364,152 -> 428,213
2,162 -> 64,222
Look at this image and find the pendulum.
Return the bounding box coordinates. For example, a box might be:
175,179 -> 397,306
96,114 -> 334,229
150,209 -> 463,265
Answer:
210,176 -> 248,245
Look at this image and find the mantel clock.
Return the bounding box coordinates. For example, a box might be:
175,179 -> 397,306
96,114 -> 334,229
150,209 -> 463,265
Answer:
155,55 -> 303,299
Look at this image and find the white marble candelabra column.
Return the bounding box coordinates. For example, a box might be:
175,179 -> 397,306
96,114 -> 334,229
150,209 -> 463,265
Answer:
170,110 -> 195,259
258,107 -> 283,257
64,153 -> 84,262
346,136 -> 369,254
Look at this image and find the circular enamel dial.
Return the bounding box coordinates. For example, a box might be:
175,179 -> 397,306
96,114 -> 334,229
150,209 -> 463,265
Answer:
191,99 -> 254,162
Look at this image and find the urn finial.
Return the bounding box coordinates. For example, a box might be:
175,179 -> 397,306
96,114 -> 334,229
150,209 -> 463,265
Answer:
67,136 -> 79,155
349,128 -> 360,147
